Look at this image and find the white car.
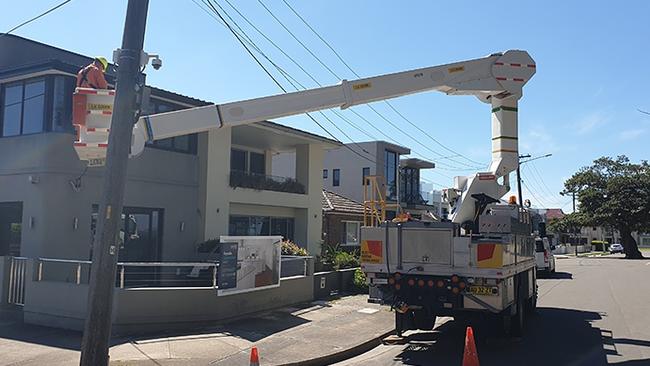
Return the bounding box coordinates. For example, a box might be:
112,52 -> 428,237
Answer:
609,243 -> 624,254
535,237 -> 556,274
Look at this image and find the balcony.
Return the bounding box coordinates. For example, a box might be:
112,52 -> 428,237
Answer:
230,170 -> 306,194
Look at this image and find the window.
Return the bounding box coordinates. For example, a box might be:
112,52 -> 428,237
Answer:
231,149 -> 248,172
362,167 -> 370,185
229,215 -> 294,240
385,150 -> 398,200
333,169 -> 340,187
2,79 -> 46,136
51,76 -> 75,132
323,169 -> 328,179
250,152 -> 266,175
342,221 -> 361,246
230,149 -> 266,175
145,99 -> 198,154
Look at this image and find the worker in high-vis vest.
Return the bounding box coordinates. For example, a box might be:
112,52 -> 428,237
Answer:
76,57 -> 109,89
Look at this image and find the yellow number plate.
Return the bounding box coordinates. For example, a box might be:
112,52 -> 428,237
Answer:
468,286 -> 498,296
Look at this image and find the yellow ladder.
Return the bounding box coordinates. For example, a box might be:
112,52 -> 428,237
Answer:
363,175 -> 400,227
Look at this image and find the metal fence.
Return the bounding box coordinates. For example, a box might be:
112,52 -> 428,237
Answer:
29,255 -> 308,289
116,262 -> 218,288
281,255 -> 311,278
34,258 -> 219,289
7,257 -> 28,306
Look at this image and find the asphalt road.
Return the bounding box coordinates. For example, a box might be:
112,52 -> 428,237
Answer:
335,255 -> 650,366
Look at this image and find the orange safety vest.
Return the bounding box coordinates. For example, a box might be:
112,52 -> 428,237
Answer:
76,63 -> 108,89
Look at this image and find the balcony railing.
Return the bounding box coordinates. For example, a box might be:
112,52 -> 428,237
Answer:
401,192 -> 431,206
230,170 -> 306,194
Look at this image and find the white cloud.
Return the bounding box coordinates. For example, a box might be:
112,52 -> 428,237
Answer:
575,111 -> 609,135
618,128 -> 646,141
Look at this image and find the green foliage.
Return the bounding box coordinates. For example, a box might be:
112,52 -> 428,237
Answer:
321,243 -> 360,270
563,155 -> 650,258
332,251 -> 359,270
281,240 -> 309,256
353,268 -> 368,292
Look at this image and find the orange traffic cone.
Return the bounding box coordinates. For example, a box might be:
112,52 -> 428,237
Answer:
462,326 -> 479,366
250,346 -> 260,366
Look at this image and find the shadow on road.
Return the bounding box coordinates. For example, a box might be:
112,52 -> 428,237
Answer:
540,271 -> 573,280
393,307 -> 649,366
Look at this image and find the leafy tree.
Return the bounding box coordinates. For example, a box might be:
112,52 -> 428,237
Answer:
547,213 -> 588,243
563,156 -> 650,259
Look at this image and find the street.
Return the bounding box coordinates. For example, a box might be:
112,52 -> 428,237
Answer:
335,256 -> 650,366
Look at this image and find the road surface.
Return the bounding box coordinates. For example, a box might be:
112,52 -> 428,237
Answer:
335,255 -> 650,366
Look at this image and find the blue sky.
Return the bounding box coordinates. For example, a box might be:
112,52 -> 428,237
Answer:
3,0 -> 649,211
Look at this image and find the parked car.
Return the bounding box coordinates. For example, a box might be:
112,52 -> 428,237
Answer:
609,243 -> 624,254
535,237 -> 556,274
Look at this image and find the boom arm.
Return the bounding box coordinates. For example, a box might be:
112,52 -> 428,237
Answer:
131,50 -> 535,224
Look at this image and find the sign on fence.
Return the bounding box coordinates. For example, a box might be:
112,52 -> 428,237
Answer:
216,236 -> 282,296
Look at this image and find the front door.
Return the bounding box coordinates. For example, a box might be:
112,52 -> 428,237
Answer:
91,206 -> 163,287
121,208 -> 162,262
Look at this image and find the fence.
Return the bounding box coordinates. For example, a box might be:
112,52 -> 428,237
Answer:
280,256 -> 312,278
27,256 -> 309,290
7,257 -> 28,305
34,258 -> 219,289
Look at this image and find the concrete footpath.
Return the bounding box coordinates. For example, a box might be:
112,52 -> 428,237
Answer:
0,295 -> 394,366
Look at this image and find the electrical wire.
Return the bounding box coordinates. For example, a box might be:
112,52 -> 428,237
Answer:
1,0 -> 73,38
197,0 -> 462,186
200,0 -> 379,165
257,0 -> 483,171
279,0 -> 487,168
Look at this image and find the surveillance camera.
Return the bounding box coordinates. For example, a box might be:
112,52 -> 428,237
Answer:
151,57 -> 162,70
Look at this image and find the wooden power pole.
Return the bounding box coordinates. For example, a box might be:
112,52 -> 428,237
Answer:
80,1 -> 149,365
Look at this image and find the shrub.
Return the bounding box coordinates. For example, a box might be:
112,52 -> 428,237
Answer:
353,268 -> 368,292
332,250 -> 360,270
281,240 -> 309,256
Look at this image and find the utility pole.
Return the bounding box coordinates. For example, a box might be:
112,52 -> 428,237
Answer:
516,154 -> 531,207
80,1 -> 149,365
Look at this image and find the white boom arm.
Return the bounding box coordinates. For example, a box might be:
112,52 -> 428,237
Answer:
132,50 -> 535,224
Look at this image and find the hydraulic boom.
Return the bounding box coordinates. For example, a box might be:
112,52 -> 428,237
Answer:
76,50 -> 536,225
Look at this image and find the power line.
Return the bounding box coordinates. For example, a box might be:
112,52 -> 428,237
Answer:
257,0 -> 482,171
199,0 -> 379,166
1,0 -> 73,37
279,0 -> 486,168
212,0 -> 461,174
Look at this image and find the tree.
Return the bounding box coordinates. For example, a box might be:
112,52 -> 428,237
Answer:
563,156 -> 650,259
547,212 -> 588,244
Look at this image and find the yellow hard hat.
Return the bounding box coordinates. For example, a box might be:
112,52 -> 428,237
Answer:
95,56 -> 108,71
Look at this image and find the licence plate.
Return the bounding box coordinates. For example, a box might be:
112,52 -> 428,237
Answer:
468,286 -> 498,296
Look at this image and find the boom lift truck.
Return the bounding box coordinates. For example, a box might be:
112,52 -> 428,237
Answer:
72,50 -> 537,335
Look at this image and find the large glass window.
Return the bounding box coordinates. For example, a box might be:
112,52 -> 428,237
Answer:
22,80 -> 46,134
385,150 -> 398,200
229,215 -> 294,240
250,152 -> 266,175
51,76 -> 74,132
1,79 -> 46,136
2,84 -> 23,136
333,169 -> 340,187
231,149 -> 248,172
230,149 -> 266,175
